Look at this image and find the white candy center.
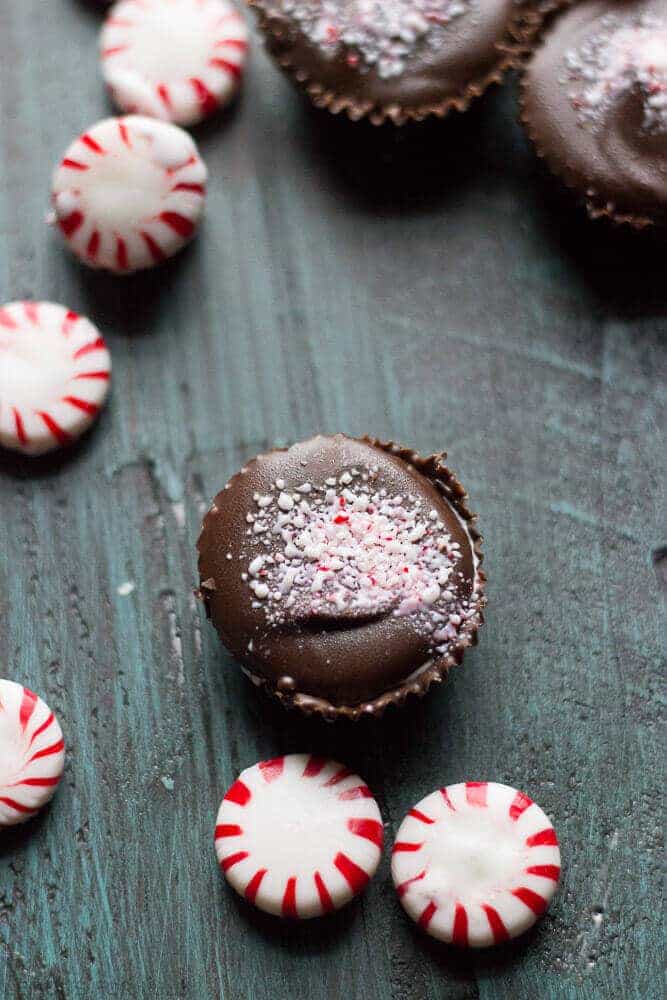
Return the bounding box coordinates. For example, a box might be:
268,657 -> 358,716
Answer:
122,2 -> 214,80
73,149 -> 168,231
423,810 -> 526,903
241,772 -> 356,873
0,328 -> 71,409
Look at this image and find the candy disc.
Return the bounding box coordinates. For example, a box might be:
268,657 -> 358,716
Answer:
101,0 -> 248,126
0,301 -> 111,455
392,781 -> 561,947
215,754 -> 384,918
0,680 -> 65,826
52,115 -> 207,273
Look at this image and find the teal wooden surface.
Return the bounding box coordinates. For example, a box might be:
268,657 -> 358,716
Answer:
0,2 -> 664,997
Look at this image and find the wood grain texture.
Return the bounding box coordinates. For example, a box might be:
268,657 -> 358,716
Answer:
0,2 -> 664,998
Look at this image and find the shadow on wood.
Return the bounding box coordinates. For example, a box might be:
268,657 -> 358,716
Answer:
526,170 -> 667,320
411,920 -> 542,982
58,238 -> 200,338
208,646 -> 473,795
287,86 -> 516,217
0,810 -> 50,860
224,879 -> 359,955
0,423 -> 104,481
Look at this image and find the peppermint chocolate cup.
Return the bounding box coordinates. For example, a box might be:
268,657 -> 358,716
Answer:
197,434 -> 485,721
248,1 -> 542,126
521,0 -> 667,229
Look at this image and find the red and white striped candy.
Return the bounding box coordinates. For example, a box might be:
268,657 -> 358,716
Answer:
392,781 -> 561,947
51,115 -> 207,274
0,680 -> 65,827
215,754 -> 384,918
0,301 -> 111,456
100,0 -> 248,126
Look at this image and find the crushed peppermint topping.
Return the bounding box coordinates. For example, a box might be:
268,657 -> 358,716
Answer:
564,14 -> 667,134
279,0 -> 474,79
243,466 -> 479,655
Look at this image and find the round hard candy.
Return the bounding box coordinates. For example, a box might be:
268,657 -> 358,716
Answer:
392,781 -> 561,947
0,680 -> 65,826
51,115 -> 207,273
0,301 -> 111,455
215,754 -> 384,918
101,0 -> 248,126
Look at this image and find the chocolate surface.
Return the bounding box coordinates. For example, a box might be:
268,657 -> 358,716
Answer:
522,0 -> 667,225
250,1 -> 537,123
197,435 -> 484,716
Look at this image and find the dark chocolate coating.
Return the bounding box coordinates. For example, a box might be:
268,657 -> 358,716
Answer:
197,435 -> 483,714
252,1 -> 535,121
522,0 -> 667,224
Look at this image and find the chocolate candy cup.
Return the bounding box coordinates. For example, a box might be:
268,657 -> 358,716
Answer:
249,1 -> 542,125
521,0 -> 667,227
197,434 -> 485,720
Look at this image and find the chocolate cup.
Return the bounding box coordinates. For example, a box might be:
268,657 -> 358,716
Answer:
197,435 -> 486,721
248,1 -> 544,126
520,0 -> 667,229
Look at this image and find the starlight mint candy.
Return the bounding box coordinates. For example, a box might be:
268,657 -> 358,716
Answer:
392,782 -> 561,947
0,680 -> 65,826
100,0 -> 248,126
198,435 -> 485,720
249,0 -> 540,124
51,116 -> 207,273
215,755 -> 383,918
0,301 -> 111,455
521,0 -> 667,226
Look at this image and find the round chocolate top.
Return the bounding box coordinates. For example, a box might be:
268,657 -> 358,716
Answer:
523,0 -> 667,223
198,435 -> 483,712
255,1 -> 531,118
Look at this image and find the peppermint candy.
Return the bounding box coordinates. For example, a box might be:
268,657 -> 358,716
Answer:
392,781 -> 561,946
51,115 -> 207,273
0,680 -> 65,827
101,0 -> 248,126
0,301 -> 111,455
215,754 -> 384,918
